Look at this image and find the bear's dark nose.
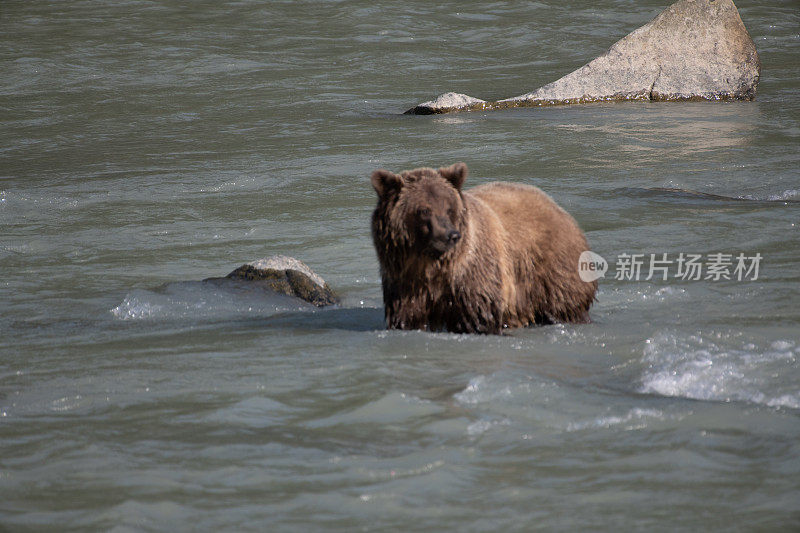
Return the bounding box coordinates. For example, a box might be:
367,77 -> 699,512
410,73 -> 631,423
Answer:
447,229 -> 461,244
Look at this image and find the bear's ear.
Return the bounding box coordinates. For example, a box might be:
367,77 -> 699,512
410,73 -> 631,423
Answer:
439,162 -> 468,191
371,169 -> 404,197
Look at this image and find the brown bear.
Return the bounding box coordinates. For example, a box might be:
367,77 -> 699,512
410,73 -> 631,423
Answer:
370,162 -> 596,334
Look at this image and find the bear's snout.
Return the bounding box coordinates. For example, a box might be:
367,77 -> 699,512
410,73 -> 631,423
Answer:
427,218 -> 461,257
447,229 -> 461,245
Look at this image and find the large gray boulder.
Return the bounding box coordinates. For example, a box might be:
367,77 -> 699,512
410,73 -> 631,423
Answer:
406,0 -> 760,115
210,255 -> 339,307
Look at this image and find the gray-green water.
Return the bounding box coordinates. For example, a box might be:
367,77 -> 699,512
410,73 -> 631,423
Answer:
2,0 -> 799,530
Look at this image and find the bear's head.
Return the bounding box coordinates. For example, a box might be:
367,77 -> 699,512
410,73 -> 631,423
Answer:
371,162 -> 468,260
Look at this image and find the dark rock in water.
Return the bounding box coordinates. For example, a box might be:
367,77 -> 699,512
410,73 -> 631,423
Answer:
211,256 -> 339,307
406,0 -> 760,115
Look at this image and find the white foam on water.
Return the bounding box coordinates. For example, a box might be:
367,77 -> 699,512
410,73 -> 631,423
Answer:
466,418 -> 511,437
566,408 -> 665,432
111,291 -> 166,320
739,189 -> 799,201
110,282 -> 312,321
453,372 -> 569,431
50,395 -> 85,413
454,375 -> 517,405
639,331 -> 799,409
599,284 -> 688,313
454,372 -> 675,435
766,395 -> 800,409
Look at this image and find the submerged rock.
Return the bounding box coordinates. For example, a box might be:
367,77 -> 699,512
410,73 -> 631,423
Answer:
211,255 -> 339,307
406,0 -> 760,115
409,92 -> 488,114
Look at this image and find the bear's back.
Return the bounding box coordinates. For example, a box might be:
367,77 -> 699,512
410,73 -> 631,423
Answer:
466,182 -> 595,324
467,182 -> 583,251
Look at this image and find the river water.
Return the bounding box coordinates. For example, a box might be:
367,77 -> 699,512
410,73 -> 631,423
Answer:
1,0 -> 799,530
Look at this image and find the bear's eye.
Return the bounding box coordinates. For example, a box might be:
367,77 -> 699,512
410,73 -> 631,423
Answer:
417,207 -> 432,218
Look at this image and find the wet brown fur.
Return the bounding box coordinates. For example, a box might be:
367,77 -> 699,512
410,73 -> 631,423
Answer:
371,162 -> 597,334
